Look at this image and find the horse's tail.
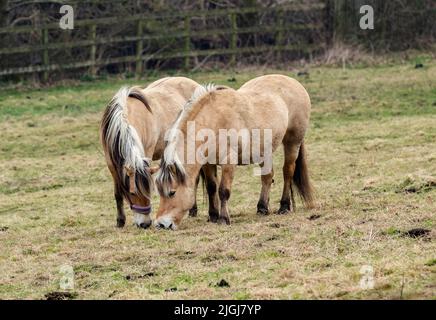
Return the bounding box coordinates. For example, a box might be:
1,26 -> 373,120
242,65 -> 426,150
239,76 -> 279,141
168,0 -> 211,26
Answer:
293,141 -> 315,208
100,86 -> 152,196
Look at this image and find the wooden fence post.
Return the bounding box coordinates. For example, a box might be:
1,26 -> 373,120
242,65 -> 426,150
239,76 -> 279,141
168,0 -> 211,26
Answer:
184,16 -> 190,70
335,0 -> 366,43
89,24 -> 97,76
135,20 -> 143,77
333,0 -> 346,42
42,28 -> 49,82
0,0 -> 8,27
229,12 -> 237,67
276,9 -> 284,61
325,0 -> 334,45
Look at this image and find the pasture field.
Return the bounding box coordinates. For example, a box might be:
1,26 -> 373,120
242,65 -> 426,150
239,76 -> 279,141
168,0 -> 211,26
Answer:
0,58 -> 435,299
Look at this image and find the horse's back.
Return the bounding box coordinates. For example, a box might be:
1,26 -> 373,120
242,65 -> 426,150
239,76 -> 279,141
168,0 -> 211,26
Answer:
238,74 -> 311,140
145,76 -> 199,101
239,74 -> 310,110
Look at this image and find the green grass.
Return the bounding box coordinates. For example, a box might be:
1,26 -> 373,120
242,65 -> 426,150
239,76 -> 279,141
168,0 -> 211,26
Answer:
0,60 -> 435,299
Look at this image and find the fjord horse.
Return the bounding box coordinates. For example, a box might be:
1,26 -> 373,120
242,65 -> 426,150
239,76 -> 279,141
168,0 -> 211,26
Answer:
100,77 -> 217,229
154,75 -> 314,229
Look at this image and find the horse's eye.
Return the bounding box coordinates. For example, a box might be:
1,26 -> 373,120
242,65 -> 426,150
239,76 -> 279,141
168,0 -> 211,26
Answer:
169,191 -> 176,198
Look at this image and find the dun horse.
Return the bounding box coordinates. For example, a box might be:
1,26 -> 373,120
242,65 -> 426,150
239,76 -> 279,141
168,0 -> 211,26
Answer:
154,75 -> 314,229
100,77 -> 212,229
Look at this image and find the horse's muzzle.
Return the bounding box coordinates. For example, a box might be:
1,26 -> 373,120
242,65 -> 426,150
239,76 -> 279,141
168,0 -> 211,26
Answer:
154,216 -> 177,230
138,220 -> 152,229
131,205 -> 152,230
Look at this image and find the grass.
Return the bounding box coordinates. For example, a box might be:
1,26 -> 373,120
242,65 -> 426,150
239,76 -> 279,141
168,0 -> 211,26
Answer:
0,59 -> 435,299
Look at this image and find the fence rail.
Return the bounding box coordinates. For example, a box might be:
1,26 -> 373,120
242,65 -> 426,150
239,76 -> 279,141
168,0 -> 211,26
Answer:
0,3 -> 326,33
0,3 -> 327,79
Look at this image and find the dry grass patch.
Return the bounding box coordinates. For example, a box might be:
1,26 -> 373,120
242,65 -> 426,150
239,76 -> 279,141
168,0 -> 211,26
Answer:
0,61 -> 435,299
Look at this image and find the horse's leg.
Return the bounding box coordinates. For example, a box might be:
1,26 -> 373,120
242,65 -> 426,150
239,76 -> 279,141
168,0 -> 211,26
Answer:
257,166 -> 274,215
218,165 -> 234,225
278,141 -> 300,214
203,164 -> 220,223
114,182 -> 126,227
189,172 -> 200,217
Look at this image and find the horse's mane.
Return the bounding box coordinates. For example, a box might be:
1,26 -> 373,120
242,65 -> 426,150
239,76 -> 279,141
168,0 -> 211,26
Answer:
100,86 -> 153,201
156,83 -> 228,197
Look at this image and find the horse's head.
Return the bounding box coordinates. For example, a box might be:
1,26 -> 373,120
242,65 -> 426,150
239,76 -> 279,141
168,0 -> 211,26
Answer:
120,162 -> 159,229
154,159 -> 196,230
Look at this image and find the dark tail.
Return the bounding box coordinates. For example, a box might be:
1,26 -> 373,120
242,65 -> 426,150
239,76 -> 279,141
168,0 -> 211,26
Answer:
293,141 -> 315,208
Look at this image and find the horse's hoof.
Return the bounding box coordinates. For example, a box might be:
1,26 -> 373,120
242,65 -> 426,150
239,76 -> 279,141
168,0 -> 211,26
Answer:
257,207 -> 269,215
208,212 -> 220,223
257,200 -> 269,215
189,206 -> 198,217
208,216 -> 219,223
276,208 -> 291,215
116,219 -> 126,228
217,217 -> 231,225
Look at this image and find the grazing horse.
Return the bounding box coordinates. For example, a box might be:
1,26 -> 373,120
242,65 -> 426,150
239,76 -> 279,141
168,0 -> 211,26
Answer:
100,77 -> 211,229
154,75 -> 314,230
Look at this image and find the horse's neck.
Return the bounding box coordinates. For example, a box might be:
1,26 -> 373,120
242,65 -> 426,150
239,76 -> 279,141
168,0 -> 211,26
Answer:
185,163 -> 202,188
127,100 -> 157,158
142,91 -> 186,160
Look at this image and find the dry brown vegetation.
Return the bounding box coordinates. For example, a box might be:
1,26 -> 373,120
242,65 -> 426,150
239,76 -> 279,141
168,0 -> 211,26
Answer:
0,57 -> 435,299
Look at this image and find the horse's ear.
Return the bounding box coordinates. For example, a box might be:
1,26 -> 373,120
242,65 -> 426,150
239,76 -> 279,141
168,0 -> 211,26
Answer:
129,89 -> 152,113
124,165 -> 136,194
149,166 -> 160,175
